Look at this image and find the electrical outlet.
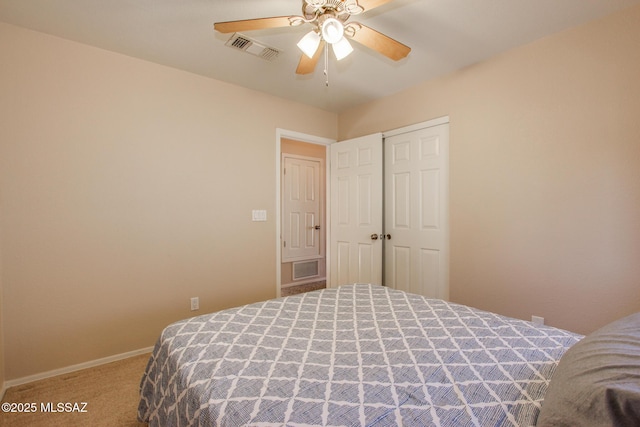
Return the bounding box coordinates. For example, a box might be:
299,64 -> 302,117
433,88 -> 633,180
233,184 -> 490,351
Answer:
190,297 -> 199,311
531,315 -> 544,326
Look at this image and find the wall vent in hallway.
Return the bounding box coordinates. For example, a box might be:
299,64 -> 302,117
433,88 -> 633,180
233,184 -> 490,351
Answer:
293,260 -> 319,280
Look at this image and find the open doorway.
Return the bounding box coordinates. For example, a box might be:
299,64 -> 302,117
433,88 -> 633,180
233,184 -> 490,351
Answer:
280,138 -> 327,296
275,129 -> 334,298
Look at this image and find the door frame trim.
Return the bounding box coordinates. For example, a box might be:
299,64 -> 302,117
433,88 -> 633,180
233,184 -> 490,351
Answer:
276,129 -> 335,297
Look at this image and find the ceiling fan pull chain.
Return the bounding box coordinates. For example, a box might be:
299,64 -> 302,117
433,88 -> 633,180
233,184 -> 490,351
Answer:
324,43 -> 329,86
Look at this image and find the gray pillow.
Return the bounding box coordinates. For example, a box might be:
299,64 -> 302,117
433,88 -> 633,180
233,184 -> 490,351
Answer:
537,312 -> 640,427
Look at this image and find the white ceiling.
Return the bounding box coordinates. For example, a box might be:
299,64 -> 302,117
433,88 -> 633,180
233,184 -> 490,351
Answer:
1,0 -> 639,113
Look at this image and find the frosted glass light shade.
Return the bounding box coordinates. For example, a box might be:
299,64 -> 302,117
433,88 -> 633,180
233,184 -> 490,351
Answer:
297,31 -> 321,58
321,18 -> 344,44
332,37 -> 353,60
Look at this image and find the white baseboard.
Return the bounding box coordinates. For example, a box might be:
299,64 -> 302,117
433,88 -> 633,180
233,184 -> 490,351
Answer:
4,346 -> 154,389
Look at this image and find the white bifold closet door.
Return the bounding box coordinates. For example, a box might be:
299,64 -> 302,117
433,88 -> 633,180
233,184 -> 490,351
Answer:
384,123 -> 449,300
329,121 -> 449,300
329,133 -> 383,287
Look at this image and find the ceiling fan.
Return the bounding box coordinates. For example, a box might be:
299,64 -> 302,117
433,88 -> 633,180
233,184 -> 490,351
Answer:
214,0 -> 411,75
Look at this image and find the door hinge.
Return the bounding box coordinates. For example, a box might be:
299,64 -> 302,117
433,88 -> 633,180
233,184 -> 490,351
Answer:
283,241 -> 286,247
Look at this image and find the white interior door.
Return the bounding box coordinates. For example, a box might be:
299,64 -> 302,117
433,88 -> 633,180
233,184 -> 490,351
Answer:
384,123 -> 449,299
329,133 -> 383,287
282,155 -> 322,261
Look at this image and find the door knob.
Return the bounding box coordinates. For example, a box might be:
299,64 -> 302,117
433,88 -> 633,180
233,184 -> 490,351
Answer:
370,233 -> 379,240
314,225 -> 321,230
383,234 -> 391,240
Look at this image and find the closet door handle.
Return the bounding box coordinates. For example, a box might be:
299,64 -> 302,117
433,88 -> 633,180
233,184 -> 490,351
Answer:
370,233 -> 379,240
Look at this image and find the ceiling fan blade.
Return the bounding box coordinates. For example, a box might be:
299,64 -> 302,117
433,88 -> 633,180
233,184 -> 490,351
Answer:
357,0 -> 395,13
214,16 -> 293,33
350,24 -> 410,61
296,42 -> 326,75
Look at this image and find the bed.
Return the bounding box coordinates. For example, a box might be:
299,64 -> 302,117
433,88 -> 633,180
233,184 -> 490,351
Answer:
137,284 -> 583,426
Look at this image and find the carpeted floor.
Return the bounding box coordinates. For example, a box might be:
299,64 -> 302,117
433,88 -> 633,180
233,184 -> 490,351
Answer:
1,286 -> 326,426
0,353 -> 150,427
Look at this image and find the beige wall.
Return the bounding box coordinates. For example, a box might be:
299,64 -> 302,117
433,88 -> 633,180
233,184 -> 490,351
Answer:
339,5 -> 640,335
0,23 -> 337,380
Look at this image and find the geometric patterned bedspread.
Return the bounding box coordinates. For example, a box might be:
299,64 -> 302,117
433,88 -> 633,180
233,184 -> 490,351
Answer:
138,284 -> 582,426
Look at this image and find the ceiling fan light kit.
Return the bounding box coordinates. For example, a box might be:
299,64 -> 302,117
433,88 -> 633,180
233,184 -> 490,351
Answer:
331,36 -> 354,60
320,17 -> 344,44
297,31 -> 322,58
214,0 -> 410,76
299,16 -> 353,61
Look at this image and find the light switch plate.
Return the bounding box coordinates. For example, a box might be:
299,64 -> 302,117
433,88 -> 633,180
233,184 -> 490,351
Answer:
252,209 -> 267,221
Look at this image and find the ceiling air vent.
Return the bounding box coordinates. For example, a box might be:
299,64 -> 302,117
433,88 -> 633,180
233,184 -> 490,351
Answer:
225,33 -> 282,61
